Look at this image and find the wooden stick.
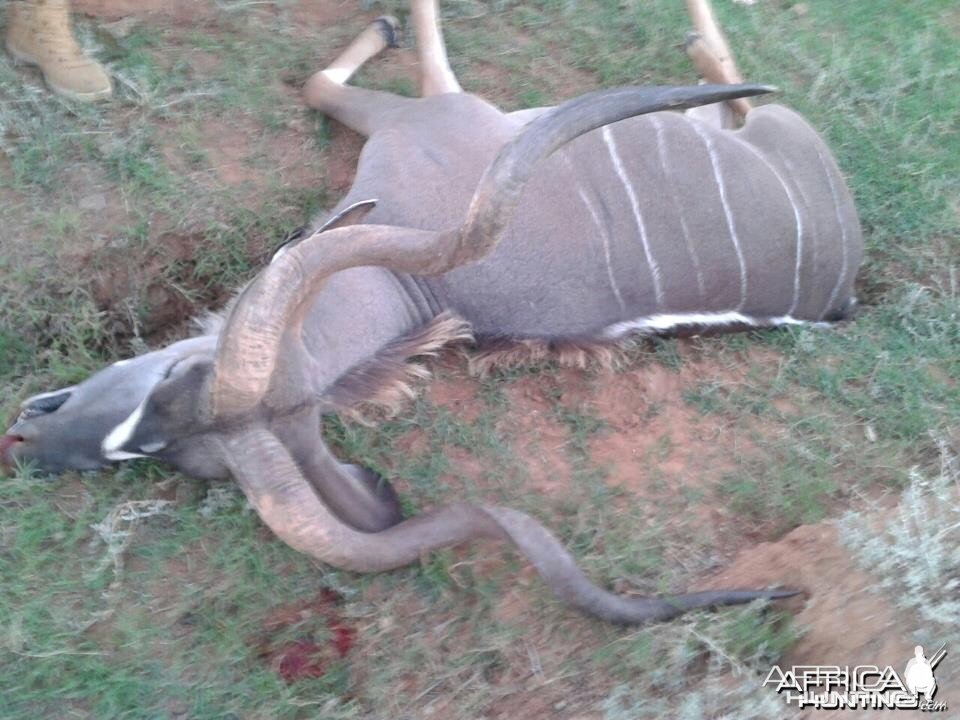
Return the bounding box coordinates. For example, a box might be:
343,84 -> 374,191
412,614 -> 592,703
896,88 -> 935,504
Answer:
685,0 -> 744,83
685,33 -> 752,118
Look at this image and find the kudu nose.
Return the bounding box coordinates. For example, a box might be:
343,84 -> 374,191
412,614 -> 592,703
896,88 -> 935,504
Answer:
0,434 -> 24,472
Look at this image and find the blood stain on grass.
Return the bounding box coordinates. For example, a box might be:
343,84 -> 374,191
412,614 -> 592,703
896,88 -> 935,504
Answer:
274,640 -> 329,682
329,623 -> 356,657
258,588 -> 357,683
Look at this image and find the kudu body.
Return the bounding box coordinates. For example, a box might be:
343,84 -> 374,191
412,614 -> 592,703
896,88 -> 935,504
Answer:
3,1 -> 862,624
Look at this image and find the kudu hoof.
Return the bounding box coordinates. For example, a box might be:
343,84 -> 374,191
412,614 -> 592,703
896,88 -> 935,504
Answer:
373,16 -> 401,49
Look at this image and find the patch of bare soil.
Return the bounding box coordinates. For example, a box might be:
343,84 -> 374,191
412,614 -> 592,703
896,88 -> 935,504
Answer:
86,231 -> 209,337
498,374 -> 572,495
283,0 -> 363,34
578,362 -> 739,484
422,345 -> 776,548
323,122 -> 366,194
704,520 -> 957,719
157,113 -> 328,195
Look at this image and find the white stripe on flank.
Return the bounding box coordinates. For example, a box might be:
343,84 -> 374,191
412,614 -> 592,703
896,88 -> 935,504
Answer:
651,116 -> 706,300
601,125 -> 664,307
772,147 -> 818,317
690,122 -> 748,310
603,311 -> 814,339
728,135 -> 806,316
560,151 -> 626,313
817,146 -> 850,319
102,396 -> 149,461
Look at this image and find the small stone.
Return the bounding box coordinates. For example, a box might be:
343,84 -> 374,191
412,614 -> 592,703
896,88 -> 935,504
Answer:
792,2 -> 810,17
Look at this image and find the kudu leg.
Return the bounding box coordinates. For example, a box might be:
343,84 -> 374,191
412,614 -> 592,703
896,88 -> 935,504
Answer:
410,0 -> 462,96
683,0 -> 752,120
304,17 -> 414,137
317,15 -> 399,86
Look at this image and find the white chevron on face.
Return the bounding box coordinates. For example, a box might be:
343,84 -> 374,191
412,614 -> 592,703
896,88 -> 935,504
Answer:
102,396 -> 149,461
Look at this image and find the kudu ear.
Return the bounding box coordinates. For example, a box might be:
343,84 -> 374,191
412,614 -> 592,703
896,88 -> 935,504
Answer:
101,355 -> 214,461
272,199 -> 378,263
316,199 -> 378,233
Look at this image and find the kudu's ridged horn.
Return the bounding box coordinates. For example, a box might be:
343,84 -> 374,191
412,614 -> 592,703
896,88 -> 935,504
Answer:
225,427 -> 796,624
211,83 -> 794,625
210,84 -> 775,418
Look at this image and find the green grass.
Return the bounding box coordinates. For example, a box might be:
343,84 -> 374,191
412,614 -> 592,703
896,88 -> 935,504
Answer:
0,0 -> 958,717
0,466 -> 365,719
840,440 -> 960,645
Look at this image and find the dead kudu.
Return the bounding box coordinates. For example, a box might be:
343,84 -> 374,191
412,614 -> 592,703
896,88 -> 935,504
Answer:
2,0 -> 861,624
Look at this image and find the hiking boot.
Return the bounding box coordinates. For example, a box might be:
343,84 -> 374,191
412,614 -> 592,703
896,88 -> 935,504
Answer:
6,0 -> 112,101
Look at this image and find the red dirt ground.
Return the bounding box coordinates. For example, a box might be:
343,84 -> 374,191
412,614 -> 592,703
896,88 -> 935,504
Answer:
706,519 -> 958,719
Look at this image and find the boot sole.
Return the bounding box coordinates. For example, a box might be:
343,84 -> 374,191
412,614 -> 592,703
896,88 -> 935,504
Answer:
46,76 -> 113,102
8,43 -> 111,101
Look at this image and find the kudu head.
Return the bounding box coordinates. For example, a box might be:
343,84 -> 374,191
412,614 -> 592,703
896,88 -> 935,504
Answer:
2,336 -> 221,476
2,85 -> 795,627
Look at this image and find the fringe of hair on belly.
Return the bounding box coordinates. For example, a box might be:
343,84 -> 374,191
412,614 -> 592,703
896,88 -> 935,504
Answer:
196,309 -> 630,421
467,335 -> 628,377
322,312 -> 474,423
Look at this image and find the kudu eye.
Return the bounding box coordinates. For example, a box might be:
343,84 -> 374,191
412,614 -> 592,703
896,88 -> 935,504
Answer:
19,388 -> 74,420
